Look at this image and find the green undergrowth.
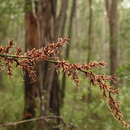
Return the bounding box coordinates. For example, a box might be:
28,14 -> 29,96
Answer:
62,78 -> 129,130
0,69 -> 24,130
0,68 -> 129,130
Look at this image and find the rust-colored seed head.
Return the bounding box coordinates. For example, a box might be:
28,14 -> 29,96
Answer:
56,60 -> 128,127
0,38 -> 128,128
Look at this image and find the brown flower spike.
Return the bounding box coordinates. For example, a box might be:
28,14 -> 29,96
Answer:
0,38 -> 128,128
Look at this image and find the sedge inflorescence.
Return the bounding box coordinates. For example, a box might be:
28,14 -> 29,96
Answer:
56,60 -> 128,127
0,38 -> 128,127
0,38 -> 68,81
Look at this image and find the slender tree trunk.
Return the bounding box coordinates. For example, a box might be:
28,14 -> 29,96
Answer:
105,0 -> 119,85
87,0 -> 93,102
56,0 -> 69,36
87,0 -> 93,63
61,0 -> 77,107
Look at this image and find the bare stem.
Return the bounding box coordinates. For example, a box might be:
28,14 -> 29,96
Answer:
0,54 -> 30,59
0,116 -> 72,128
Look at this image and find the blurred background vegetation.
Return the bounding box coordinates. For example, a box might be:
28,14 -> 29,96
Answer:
0,0 -> 130,130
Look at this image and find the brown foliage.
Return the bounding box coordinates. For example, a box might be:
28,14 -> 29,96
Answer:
0,38 -> 128,128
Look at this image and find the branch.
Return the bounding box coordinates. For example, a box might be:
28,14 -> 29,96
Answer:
0,116 -> 76,129
0,54 -> 30,59
0,53 -> 60,65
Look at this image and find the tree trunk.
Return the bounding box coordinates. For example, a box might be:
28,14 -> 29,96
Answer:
87,0 -> 93,63
56,0 -> 68,37
87,0 -> 93,102
105,0 -> 119,80
21,0 -> 71,129
24,0 -> 39,118
17,0 -> 39,130
61,0 -> 77,107
36,0 -> 60,130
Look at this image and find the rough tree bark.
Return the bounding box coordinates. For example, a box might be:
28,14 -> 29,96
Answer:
24,0 -> 39,118
17,0 -> 39,130
105,0 -> 119,82
19,0 -> 61,130
21,0 -> 73,129
36,0 -> 60,130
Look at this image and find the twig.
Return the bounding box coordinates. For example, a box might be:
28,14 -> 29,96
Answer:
0,53 -> 88,71
0,54 -> 59,63
0,54 -> 30,59
0,115 -> 75,128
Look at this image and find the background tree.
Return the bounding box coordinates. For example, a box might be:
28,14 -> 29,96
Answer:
56,0 -> 69,37
87,0 -> 93,102
61,0 -> 77,107
18,0 -> 39,130
105,0 -> 119,80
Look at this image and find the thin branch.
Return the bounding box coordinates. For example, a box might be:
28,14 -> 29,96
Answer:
0,53 -> 104,74
0,115 -> 75,128
0,54 -> 30,59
